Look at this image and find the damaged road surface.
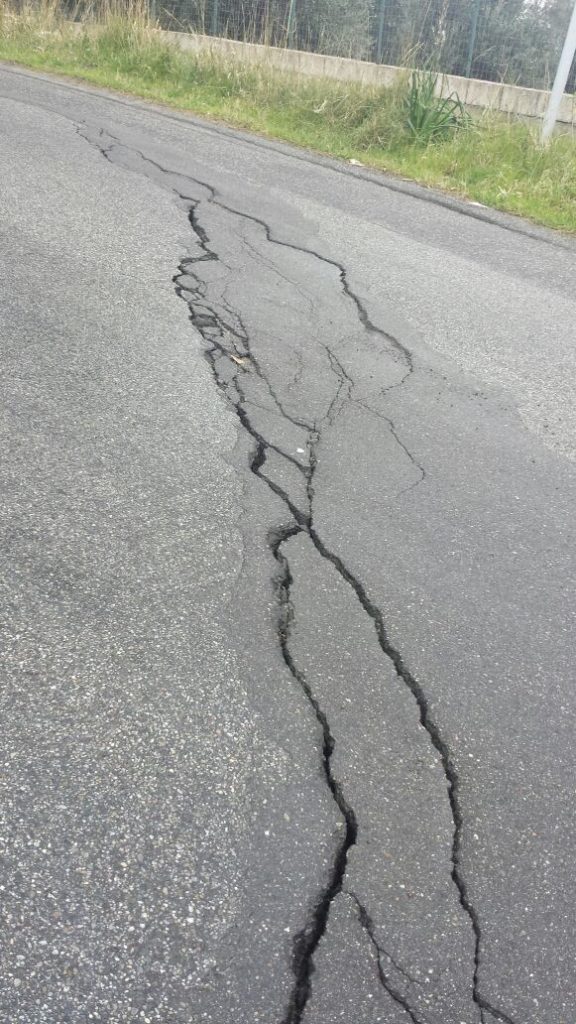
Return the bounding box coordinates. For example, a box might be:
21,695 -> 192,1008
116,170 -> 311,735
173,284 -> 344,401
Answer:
1,67 -> 575,1024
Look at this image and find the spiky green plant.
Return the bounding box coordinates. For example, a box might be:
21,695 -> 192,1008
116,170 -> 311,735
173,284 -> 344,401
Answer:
404,69 -> 471,143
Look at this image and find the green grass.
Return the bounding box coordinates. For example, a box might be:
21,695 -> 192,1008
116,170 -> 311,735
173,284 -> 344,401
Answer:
1,5 -> 576,232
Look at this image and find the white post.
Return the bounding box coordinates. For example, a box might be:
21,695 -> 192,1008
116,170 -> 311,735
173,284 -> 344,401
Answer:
541,0 -> 576,142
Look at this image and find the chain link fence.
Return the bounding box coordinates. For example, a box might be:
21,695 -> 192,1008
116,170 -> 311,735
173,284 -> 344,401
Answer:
153,0 -> 576,92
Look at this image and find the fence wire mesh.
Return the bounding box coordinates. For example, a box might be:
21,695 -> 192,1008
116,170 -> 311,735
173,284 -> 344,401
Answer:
153,0 -> 576,92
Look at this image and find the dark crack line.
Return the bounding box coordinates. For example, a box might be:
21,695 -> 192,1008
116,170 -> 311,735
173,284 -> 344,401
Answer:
305,346 -> 352,522
80,128 -> 412,378
19,71 -> 570,250
203,281 -> 314,437
347,892 -> 428,1024
231,375 -> 308,476
174,209 -> 516,1024
323,345 -> 354,390
357,398 -> 427,497
322,346 -> 353,427
174,276 -> 308,482
174,201 -> 517,1024
345,890 -> 419,988
80,126 -> 517,1024
174,209 -> 357,1022
234,224 -> 317,318
479,1007 -> 518,1024
304,519 -> 518,1024
174,202 -> 311,475
111,137 -> 357,437
305,428 -> 320,524
270,526 -> 358,1024
219,292 -> 314,434
317,352 -> 425,499
288,350 -> 305,391
211,195 -> 414,376
215,301 -> 312,434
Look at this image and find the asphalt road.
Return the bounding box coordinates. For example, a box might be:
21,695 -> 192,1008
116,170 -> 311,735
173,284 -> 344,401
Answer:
0,65 -> 575,1024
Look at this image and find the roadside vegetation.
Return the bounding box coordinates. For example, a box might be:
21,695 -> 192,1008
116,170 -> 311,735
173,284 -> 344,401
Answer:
1,0 -> 575,232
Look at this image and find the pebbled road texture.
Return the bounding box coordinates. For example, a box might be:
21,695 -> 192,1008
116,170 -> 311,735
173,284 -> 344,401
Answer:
0,65 -> 575,1024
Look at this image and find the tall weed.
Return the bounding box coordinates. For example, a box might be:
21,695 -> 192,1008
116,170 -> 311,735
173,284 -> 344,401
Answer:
404,69 -> 471,143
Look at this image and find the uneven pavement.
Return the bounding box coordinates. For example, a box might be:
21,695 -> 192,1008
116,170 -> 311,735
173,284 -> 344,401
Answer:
0,65 -> 575,1024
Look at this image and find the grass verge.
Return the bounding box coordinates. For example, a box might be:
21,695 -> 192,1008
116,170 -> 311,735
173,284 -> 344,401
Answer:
1,2 -> 575,233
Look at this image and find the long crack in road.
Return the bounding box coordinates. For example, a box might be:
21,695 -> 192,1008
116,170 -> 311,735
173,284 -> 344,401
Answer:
2,72 -> 576,1024
75,129 -> 518,1024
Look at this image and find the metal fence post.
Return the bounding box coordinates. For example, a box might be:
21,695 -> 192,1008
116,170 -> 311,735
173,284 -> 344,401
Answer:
211,0 -> 219,36
465,0 -> 482,78
286,0 -> 296,45
375,0 -> 386,64
542,0 -> 576,141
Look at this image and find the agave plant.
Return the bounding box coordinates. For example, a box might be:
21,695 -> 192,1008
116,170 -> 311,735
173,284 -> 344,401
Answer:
404,69 -> 471,143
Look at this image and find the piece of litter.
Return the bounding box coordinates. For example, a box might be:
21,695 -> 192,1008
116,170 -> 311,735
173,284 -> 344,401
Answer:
349,159 -> 364,166
296,448 -> 305,454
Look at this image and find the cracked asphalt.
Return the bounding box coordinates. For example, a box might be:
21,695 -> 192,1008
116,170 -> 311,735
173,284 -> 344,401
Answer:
1,64 -> 575,1024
